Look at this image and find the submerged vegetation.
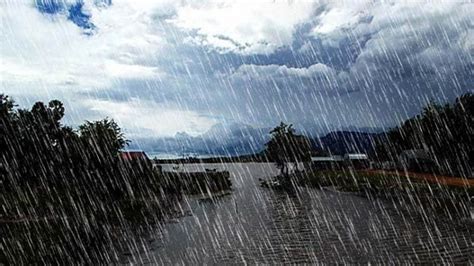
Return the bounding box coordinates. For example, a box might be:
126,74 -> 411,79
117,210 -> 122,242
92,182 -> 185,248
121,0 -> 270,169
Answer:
0,95 -> 230,263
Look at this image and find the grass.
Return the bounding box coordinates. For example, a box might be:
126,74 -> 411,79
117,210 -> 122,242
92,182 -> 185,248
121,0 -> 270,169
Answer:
293,169 -> 403,192
293,169 -> 474,197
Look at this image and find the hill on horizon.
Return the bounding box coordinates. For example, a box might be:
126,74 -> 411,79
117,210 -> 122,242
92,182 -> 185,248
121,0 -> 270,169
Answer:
311,131 -> 386,156
127,122 -> 386,158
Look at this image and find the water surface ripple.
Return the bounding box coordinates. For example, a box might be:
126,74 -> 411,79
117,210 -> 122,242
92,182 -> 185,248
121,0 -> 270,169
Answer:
122,163 -> 473,264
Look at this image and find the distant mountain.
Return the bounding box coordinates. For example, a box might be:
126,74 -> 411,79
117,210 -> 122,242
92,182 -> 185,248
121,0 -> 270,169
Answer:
293,121 -> 386,138
312,131 -> 386,156
129,122 -> 271,157
128,122 -> 387,158
174,131 -> 192,139
340,126 -> 387,134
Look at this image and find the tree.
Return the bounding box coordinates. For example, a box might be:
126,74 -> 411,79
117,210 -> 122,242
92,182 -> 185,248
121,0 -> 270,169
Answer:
1,97 -> 182,262
0,95 -> 16,182
0,94 -> 15,118
376,93 -> 473,175
79,118 -> 129,162
0,95 -> 15,148
265,122 -> 311,177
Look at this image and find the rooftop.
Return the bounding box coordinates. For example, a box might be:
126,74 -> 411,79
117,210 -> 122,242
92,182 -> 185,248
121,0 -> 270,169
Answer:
120,151 -> 149,161
345,154 -> 369,160
311,156 -> 344,162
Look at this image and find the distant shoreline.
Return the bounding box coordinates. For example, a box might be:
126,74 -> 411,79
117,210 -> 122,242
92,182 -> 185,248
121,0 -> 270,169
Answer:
153,153 -> 270,164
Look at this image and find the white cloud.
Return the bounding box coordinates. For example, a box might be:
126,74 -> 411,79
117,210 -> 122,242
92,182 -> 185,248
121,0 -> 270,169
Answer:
307,1 -> 472,90
0,0 -> 168,94
169,1 -> 315,54
459,29 -> 473,56
231,63 -> 339,85
311,1 -> 472,47
1,0 -> 472,137
103,61 -> 162,79
82,98 -> 217,138
312,2 -> 370,36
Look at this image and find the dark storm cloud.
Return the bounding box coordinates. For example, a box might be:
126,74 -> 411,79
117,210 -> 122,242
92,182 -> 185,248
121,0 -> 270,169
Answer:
2,1 -> 473,137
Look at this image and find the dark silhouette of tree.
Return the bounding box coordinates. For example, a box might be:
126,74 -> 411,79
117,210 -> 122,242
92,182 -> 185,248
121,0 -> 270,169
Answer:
265,122 -> 311,177
376,93 -> 473,176
0,94 -> 16,181
0,94 -> 15,116
1,95 -> 185,263
0,95 -> 174,214
79,118 -> 128,162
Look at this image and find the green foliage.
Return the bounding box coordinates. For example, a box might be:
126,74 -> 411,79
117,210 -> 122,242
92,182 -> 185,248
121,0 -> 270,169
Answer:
265,122 -> 311,176
376,93 -> 473,175
0,94 -> 16,152
0,94 -> 15,117
295,170 -> 473,200
79,118 -> 128,160
0,95 -> 170,219
0,95 -> 219,263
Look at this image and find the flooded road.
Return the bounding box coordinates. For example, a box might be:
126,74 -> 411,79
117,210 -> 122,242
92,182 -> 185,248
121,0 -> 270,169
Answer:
122,163 -> 473,264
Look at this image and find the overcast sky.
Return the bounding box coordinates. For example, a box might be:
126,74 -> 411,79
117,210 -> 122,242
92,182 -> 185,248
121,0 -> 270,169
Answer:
1,0 -> 472,138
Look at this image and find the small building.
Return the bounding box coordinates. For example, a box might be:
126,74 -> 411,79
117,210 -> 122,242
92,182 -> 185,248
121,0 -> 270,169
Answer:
310,153 -> 370,170
120,151 -> 149,161
119,150 -> 162,173
344,153 -> 368,160
344,153 -> 370,169
310,156 -> 344,170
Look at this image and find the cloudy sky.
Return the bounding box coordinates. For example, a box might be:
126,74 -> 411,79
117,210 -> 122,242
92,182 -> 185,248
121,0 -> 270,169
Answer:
1,0 -> 472,138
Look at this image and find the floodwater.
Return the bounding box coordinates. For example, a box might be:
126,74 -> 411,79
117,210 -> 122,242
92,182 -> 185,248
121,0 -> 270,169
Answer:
121,163 -> 473,264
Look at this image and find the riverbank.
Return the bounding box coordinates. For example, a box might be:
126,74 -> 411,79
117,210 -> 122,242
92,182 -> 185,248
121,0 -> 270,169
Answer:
0,193 -> 183,264
1,165 -> 234,263
293,169 -> 473,202
0,167 -> 227,262
153,153 -> 268,164
363,169 -> 474,187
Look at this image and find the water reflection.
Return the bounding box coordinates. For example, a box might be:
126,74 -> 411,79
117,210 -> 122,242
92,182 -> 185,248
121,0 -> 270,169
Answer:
121,163 -> 473,264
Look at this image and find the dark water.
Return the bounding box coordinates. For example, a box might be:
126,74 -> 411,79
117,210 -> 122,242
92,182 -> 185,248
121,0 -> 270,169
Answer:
121,163 -> 473,264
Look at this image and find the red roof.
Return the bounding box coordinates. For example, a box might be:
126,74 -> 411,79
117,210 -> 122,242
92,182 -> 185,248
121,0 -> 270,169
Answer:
120,151 -> 149,161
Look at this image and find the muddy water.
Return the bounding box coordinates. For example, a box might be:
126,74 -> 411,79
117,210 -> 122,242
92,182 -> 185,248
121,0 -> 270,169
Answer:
121,163 -> 473,264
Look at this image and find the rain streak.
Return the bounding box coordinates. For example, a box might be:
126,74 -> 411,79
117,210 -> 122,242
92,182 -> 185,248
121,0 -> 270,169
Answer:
1,1 -> 473,264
